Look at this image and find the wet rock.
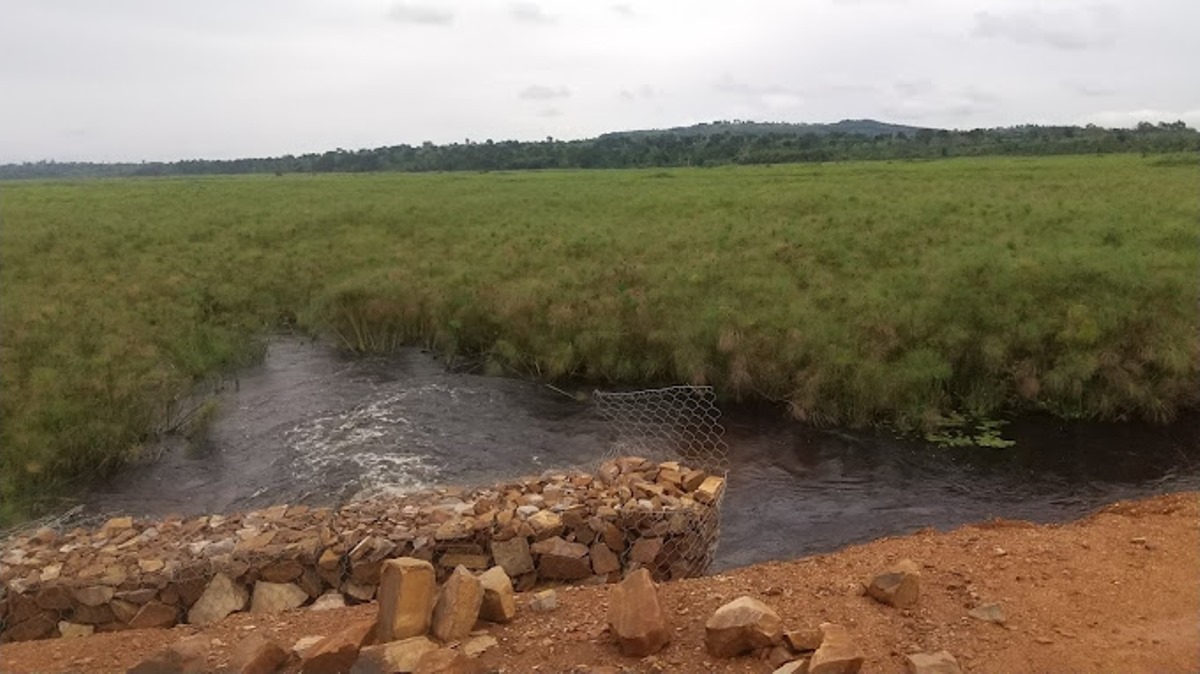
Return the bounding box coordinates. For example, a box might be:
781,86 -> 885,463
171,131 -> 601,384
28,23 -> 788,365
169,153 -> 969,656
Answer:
705,596 -> 782,658
478,566 -> 516,623
377,557 -> 437,642
128,635 -> 208,674
432,565 -> 483,641
188,573 -> 249,625
225,634 -> 291,674
413,648 -> 485,674
57,621 -> 94,638
529,589 -> 558,612
301,619 -> 376,674
251,581 -> 309,614
490,537 -> 534,577
130,601 -> 180,629
351,636 -> 438,674
968,602 -> 1006,624
905,650 -> 963,674
310,592 -> 347,611
808,623 -> 863,674
607,568 -> 671,657
867,559 -> 921,609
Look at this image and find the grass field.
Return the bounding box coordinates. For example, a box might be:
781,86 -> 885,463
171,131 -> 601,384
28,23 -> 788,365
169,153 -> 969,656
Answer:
2,155 -> 1197,522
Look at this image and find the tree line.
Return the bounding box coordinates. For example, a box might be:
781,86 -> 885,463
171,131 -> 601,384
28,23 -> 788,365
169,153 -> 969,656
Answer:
2,120 -> 1195,180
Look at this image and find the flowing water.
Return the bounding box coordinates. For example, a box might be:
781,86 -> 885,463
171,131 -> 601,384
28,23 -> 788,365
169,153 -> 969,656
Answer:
78,338 -> 1200,571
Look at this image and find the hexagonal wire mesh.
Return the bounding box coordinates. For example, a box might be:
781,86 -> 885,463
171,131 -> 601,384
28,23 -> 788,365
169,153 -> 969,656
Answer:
593,386 -> 729,581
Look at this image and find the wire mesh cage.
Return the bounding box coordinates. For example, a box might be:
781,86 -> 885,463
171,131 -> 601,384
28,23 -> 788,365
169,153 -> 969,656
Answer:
592,386 -> 729,581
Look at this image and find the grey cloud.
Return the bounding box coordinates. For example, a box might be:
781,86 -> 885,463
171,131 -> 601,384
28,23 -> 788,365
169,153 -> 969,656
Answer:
1070,82 -> 1118,98
973,5 -> 1118,50
538,107 -> 563,118
387,2 -> 454,25
510,2 -> 557,25
519,85 -> 571,101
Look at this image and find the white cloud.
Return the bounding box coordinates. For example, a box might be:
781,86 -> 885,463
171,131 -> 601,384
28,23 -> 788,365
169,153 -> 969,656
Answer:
519,85 -> 571,101
973,4 -> 1119,50
509,2 -> 557,25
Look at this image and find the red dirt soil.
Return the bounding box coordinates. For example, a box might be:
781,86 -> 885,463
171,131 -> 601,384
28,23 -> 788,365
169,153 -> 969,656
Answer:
2,492 -> 1197,674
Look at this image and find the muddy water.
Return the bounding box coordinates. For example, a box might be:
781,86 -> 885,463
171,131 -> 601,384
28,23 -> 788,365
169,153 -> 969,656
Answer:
80,338 -> 1200,572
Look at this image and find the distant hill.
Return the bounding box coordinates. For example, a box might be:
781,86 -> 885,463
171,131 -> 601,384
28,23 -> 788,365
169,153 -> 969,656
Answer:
600,119 -> 932,140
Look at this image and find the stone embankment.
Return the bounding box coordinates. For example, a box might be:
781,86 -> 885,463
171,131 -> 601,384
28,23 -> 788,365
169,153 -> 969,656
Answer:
0,457 -> 725,643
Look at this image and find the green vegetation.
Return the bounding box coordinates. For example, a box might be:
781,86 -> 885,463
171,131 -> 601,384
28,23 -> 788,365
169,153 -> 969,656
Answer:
2,154 -> 1197,522
3,119 -> 1196,179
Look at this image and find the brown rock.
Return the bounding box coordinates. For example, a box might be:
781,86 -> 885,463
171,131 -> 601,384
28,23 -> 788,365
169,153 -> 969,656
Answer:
607,568 -> 670,657
413,648 -> 485,674
350,637 -> 438,674
377,557 -> 437,642
967,602 -> 1006,624
478,566 -> 516,623
74,585 -> 115,607
111,598 -> 140,623
301,619 -> 376,674
704,596 -> 782,658
310,592 -> 347,611
188,573 -> 249,625
73,602 -> 116,625
438,552 -> 490,571
342,580 -> 376,603
461,635 -> 498,657
603,523 -> 626,552
526,510 -> 564,539
130,601 -> 180,629
115,588 -> 159,605
629,537 -> 663,565
35,585 -> 74,611
128,635 -> 208,674
435,518 -> 475,541
529,589 -> 557,612
695,475 -> 725,504
785,627 -> 824,652
259,560 -> 305,583
103,516 -> 134,532
225,634 -> 291,674
251,581 -> 310,613
772,661 -> 809,674
591,542 -> 621,575
768,645 -> 797,668
431,565 -> 483,641
905,651 -> 964,674
808,623 -> 863,674
57,621 -> 95,638
3,612 -> 56,641
867,559 -> 921,609
490,537 -> 534,577
533,536 -> 592,580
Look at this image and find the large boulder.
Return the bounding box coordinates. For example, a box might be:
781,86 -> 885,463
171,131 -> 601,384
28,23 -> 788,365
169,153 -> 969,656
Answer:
188,573 -> 249,626
607,568 -> 670,657
704,596 -> 782,658
532,537 -> 592,580
413,648 -> 486,674
431,565 -> 484,641
477,566 -> 516,623
808,623 -> 864,674
867,559 -> 921,609
377,558 -> 437,642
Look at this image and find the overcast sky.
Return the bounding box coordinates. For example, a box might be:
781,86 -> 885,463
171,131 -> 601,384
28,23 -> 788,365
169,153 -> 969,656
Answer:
2,0 -> 1197,163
